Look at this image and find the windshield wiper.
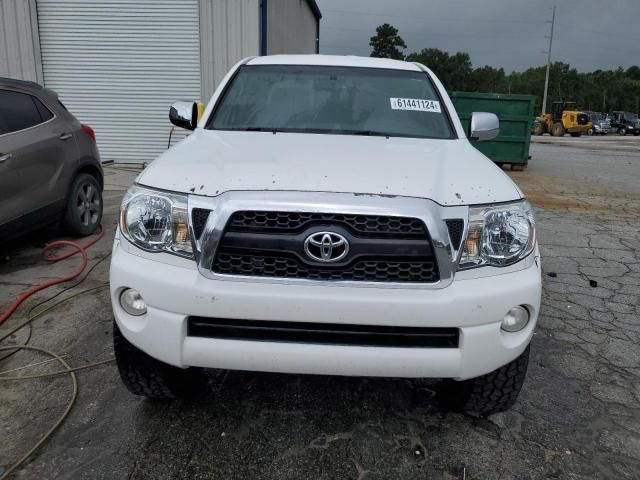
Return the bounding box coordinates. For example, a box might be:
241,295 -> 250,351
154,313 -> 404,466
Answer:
350,130 -> 391,137
239,127 -> 279,132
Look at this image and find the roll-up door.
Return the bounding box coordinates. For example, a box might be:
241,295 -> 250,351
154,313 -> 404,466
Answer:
37,0 -> 201,163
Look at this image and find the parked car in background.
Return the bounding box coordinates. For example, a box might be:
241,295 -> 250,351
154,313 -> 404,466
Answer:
585,112 -> 611,135
111,55 -> 541,416
609,111 -> 640,136
0,78 -> 103,243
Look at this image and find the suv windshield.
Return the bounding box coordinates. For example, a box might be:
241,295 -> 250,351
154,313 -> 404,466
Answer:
207,65 -> 454,139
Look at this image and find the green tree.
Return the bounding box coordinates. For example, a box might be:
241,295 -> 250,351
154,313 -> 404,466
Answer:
369,23 -> 406,60
625,65 -> 640,81
405,48 -> 472,91
471,66 -> 507,93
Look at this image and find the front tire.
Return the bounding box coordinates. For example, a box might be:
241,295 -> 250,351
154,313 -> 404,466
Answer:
619,127 -> 627,136
113,320 -> 206,399
64,173 -> 103,236
439,344 -> 530,416
551,122 -> 565,137
532,122 -> 545,136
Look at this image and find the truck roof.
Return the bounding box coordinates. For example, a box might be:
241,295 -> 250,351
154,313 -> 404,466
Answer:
247,54 -> 422,71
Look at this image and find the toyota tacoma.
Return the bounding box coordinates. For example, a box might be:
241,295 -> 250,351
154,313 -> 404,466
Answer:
111,55 -> 541,416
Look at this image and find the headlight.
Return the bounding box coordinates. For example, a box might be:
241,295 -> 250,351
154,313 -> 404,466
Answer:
119,185 -> 193,258
458,200 -> 535,270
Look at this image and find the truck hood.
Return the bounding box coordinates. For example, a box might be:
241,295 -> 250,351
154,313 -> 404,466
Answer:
137,130 -> 522,206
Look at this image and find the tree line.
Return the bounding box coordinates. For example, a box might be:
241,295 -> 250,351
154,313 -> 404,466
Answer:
370,23 -> 640,114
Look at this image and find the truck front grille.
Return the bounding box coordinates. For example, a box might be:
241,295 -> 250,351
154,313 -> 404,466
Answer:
214,251 -> 438,282
227,211 -> 427,237
445,219 -> 465,250
210,211 -> 440,283
191,208 -> 211,239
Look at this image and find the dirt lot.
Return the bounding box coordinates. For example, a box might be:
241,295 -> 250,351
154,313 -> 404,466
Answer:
1,136 -> 639,479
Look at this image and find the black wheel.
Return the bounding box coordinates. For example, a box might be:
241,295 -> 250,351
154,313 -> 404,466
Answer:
439,344 -> 530,416
113,320 -> 207,399
531,122 -> 545,136
619,127 -> 627,136
586,128 -> 594,136
551,122 -> 565,137
64,173 -> 103,236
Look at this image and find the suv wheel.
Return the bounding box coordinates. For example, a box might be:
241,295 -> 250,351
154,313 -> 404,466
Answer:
113,320 -> 207,399
619,127 -> 627,136
439,344 -> 530,416
64,173 -> 103,236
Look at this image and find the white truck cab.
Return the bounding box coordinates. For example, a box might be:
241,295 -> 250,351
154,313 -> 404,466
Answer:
111,55 -> 541,416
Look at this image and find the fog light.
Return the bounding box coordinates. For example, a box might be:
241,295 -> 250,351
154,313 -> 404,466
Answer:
501,306 -> 529,332
120,288 -> 147,316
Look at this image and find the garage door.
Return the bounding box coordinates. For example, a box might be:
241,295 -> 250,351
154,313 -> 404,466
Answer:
37,0 -> 201,163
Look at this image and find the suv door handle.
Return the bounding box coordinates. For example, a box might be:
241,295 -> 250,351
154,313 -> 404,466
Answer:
59,133 -> 73,141
0,153 -> 12,163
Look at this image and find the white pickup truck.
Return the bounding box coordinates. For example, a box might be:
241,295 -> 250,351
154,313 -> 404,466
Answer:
110,55 -> 541,415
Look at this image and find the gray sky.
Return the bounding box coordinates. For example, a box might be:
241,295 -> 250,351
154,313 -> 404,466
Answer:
316,0 -> 640,72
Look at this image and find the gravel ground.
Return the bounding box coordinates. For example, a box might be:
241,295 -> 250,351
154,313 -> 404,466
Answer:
1,137 -> 639,479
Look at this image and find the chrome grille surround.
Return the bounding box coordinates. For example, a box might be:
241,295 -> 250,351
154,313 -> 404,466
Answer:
189,191 -> 468,290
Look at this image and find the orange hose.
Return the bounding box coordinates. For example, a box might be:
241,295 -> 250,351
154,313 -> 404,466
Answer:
0,225 -> 105,325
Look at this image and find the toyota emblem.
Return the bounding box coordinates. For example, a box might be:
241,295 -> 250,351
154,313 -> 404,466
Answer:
304,232 -> 349,263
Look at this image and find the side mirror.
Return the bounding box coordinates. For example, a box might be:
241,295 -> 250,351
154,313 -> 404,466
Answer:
469,112 -> 499,141
169,101 -> 198,130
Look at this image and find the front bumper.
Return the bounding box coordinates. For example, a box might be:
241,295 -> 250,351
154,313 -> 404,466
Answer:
110,238 -> 541,380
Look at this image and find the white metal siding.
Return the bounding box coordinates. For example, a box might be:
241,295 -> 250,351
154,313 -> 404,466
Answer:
37,0 -> 201,163
199,0 -> 259,102
267,0 -> 317,55
0,0 -> 43,82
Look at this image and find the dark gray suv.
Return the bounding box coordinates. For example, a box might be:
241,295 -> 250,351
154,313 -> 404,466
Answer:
0,78 -> 103,242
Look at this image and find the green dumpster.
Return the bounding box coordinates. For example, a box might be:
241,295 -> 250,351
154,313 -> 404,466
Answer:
449,92 -> 536,169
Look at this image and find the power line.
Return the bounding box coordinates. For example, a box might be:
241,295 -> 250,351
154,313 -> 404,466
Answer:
561,23 -> 638,39
322,25 -> 542,40
322,8 -> 546,25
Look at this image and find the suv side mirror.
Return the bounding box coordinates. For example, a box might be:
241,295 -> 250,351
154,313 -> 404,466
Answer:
469,112 -> 499,141
169,101 -> 198,130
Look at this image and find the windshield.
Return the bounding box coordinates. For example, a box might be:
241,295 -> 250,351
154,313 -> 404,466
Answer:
207,65 -> 454,139
625,112 -> 638,120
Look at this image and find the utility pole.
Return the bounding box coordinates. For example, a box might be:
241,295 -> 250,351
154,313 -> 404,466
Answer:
541,5 -> 556,116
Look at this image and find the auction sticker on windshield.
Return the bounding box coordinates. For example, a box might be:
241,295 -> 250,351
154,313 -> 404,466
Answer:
390,98 -> 441,112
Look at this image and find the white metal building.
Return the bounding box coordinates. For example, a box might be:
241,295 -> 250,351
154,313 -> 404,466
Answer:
0,0 -> 321,163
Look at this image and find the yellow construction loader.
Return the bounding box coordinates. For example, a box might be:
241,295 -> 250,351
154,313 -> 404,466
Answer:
532,102 -> 592,137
